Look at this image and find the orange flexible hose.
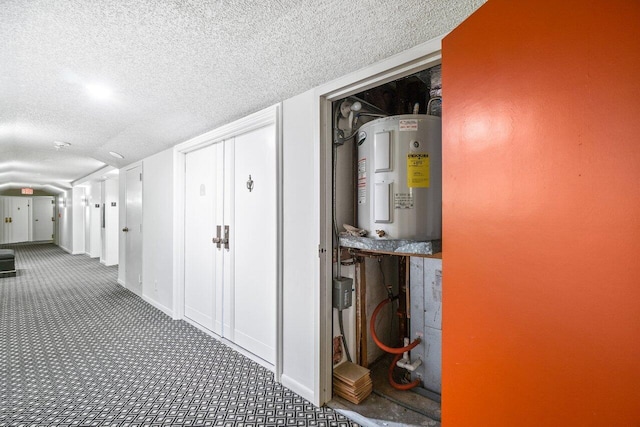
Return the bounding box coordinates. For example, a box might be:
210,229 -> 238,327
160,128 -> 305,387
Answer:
388,353 -> 421,390
369,298 -> 421,354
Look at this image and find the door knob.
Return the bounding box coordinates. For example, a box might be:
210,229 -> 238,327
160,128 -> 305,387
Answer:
122,227 -> 129,232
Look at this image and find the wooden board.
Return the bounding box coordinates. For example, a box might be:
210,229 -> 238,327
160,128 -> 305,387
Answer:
333,362 -> 371,386
333,384 -> 373,405
334,379 -> 372,395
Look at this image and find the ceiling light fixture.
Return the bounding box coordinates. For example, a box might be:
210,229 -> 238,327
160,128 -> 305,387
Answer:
109,151 -> 124,159
86,83 -> 113,100
53,141 -> 71,150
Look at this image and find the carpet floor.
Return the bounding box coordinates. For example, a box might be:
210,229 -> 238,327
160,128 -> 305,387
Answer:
0,243 -> 357,427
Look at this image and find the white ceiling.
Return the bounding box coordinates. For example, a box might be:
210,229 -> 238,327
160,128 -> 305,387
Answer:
0,0 -> 483,194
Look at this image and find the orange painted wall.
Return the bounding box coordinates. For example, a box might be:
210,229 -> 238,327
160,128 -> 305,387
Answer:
442,1 -> 640,425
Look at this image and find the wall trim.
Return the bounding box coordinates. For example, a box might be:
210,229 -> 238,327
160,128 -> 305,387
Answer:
182,316 -> 276,374
172,103 -> 284,379
312,34 -> 445,406
280,375 -> 315,404
142,294 -> 174,318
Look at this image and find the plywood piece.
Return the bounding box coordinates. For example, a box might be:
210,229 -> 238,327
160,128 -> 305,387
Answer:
333,362 -> 371,386
333,361 -> 373,404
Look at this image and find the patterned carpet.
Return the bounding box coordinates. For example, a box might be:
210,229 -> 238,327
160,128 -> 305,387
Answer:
0,243 -> 357,427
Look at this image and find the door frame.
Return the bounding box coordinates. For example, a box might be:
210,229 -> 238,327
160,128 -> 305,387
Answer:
314,36 -> 444,405
122,163 -> 144,296
172,104 -> 283,377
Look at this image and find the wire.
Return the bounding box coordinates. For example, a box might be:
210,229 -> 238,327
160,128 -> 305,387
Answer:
377,257 -> 393,300
338,309 -> 352,362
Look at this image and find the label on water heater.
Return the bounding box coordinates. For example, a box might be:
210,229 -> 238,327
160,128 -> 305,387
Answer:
407,153 -> 430,188
358,187 -> 366,205
394,193 -> 414,209
357,158 -> 367,205
399,119 -> 418,131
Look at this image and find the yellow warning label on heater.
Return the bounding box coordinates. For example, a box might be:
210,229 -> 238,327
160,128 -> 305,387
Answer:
407,153 -> 430,188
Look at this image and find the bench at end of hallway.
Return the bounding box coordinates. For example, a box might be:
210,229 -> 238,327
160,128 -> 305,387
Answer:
0,249 -> 16,277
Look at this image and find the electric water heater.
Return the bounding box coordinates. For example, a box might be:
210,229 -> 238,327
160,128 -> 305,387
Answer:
356,114 -> 441,240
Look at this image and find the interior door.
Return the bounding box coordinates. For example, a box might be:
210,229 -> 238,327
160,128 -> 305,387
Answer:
0,198 -> 5,243
124,166 -> 143,296
33,197 -> 54,241
227,124 -> 277,364
0,198 -> 6,244
184,143 -> 224,335
9,197 -> 30,243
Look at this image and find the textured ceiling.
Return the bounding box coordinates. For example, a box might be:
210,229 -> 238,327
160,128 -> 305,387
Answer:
0,0 -> 484,194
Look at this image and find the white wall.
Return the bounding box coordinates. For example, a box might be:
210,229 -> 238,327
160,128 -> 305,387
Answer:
102,177 -> 119,266
57,191 -> 73,253
88,182 -> 102,258
117,174 -> 126,284
141,149 -> 174,315
281,89 -> 319,402
84,193 -> 91,252
71,187 -> 85,254
121,35 -> 451,407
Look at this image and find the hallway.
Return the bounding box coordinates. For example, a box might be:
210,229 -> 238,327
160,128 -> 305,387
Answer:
0,243 -> 356,426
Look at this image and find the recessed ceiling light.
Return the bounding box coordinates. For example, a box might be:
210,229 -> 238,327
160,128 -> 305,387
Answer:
109,151 -> 124,159
86,83 -> 112,100
53,141 -> 71,150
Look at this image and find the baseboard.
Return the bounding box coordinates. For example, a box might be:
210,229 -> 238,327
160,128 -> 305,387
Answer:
59,245 -> 72,254
117,278 -> 126,287
182,317 -> 276,375
142,294 -> 174,318
280,375 -> 315,404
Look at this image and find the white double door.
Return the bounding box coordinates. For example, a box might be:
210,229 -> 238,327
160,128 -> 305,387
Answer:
1,197 -> 30,244
184,124 -> 277,365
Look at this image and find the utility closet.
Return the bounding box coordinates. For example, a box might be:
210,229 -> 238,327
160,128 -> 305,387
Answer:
330,65 -> 443,421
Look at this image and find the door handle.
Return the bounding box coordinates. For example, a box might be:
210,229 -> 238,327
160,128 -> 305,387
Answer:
122,227 -> 129,232
212,225 -> 230,249
223,225 -> 229,250
212,225 -> 222,249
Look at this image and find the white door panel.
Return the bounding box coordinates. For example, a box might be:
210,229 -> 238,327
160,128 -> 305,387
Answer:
2,197 -> 31,243
33,197 -> 54,241
0,198 -> 7,244
183,121 -> 277,366
184,143 -> 223,335
125,166 -> 143,296
12,198 -> 30,243
229,125 -> 277,364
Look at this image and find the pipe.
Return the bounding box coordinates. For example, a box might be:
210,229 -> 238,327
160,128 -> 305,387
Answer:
370,296 -> 422,391
388,353 -> 421,390
369,297 -> 421,354
427,96 -> 442,116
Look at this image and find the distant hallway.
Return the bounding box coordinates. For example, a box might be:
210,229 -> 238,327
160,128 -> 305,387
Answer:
0,243 -> 354,426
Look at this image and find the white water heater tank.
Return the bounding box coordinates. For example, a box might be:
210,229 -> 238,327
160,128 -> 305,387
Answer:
357,114 -> 441,240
